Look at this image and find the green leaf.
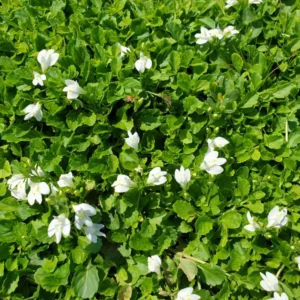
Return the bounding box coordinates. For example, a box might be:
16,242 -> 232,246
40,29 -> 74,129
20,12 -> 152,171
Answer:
198,264 -> 226,286
273,84 -> 295,98
179,258 -> 198,281
183,96 -> 203,114
173,200 -> 196,221
0,160 -> 11,178
241,93 -> 259,108
264,133 -> 284,149
232,53 -> 243,72
169,51 -> 181,73
177,73 -> 191,92
129,232 -> 153,251
119,150 -> 139,170
34,262 -> 70,292
72,262 -> 100,299
221,211 -> 242,229
195,216 -> 214,235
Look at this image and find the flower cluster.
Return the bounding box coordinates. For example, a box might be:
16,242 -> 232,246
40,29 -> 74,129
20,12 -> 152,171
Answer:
260,272 -> 289,299
8,168 -> 74,205
112,134 -> 229,194
195,26 -> 239,44
244,206 -> 288,233
200,137 -> 229,175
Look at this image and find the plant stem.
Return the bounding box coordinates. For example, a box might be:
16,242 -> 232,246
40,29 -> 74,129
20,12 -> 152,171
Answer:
276,265 -> 285,278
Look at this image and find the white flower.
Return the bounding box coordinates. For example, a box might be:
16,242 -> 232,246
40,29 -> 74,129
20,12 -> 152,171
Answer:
207,137 -> 229,152
37,49 -> 59,73
111,175 -> 136,193
8,174 -> 27,200
175,166 -> 191,189
48,214 -> 71,244
73,203 -> 96,230
260,272 -> 280,292
57,172 -> 74,188
294,256 -> 300,270
209,28 -> 224,39
223,26 -> 239,38
27,181 -> 50,205
63,80 -> 85,99
125,131 -> 140,150
23,102 -> 43,121
268,292 -> 289,300
135,52 -> 152,73
200,151 -> 227,175
195,27 -> 213,44
249,0 -> 263,4
50,183 -> 58,196
176,287 -> 201,300
7,174 -> 26,189
83,223 -> 106,243
30,165 -> 45,177
244,212 -> 260,232
119,44 -> 130,58
10,180 -> 27,200
32,71 -> 46,86
147,167 -> 167,185
225,0 -> 238,9
267,206 -> 288,228
148,255 -> 162,275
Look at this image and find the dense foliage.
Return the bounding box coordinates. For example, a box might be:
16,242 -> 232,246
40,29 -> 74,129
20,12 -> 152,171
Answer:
1,0 -> 300,299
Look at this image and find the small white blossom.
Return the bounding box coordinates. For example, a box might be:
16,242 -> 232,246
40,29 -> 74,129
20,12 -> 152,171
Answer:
268,292 -> 289,300
267,206 -> 288,228
125,131 -> 140,150
200,151 -> 227,175
207,137 -> 229,152
7,174 -> 26,189
260,272 -> 280,292
23,102 -> 43,121
294,256 -> 300,270
112,175 -> 136,193
27,181 -> 50,205
8,174 -> 27,200
63,80 -> 85,99
30,165 -> 45,177
10,181 -> 27,200
195,27 -> 213,44
37,49 -> 59,73
147,167 -> 167,185
83,223 -> 106,243
249,0 -> 263,4
148,255 -> 162,275
244,212 -> 260,232
32,71 -> 46,86
176,287 -> 201,300
50,183 -> 58,196
57,172 -> 74,188
73,203 -> 96,230
135,52 -> 152,73
225,0 -> 238,9
119,44 -> 130,58
223,26 -> 239,38
175,166 -> 191,189
209,28 -> 224,40
48,214 -> 71,244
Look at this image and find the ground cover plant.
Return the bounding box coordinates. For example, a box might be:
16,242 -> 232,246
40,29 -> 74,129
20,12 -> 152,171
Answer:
1,0 -> 300,299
